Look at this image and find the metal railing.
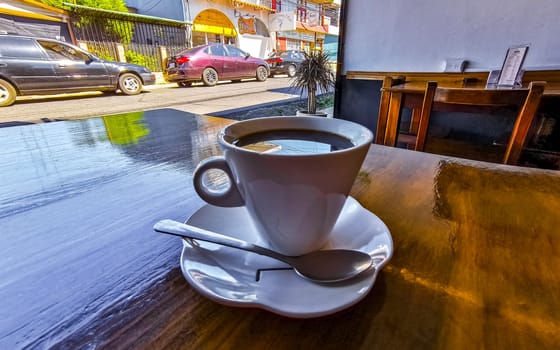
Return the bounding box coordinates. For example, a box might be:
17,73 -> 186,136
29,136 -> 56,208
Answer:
69,13 -> 189,71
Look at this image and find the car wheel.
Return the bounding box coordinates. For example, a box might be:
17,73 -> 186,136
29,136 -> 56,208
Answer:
0,79 -> 17,107
118,73 -> 143,95
202,68 -> 218,86
177,81 -> 192,87
287,65 -> 297,78
256,66 -> 268,82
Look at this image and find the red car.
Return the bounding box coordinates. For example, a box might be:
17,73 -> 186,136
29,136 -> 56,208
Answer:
164,44 -> 270,87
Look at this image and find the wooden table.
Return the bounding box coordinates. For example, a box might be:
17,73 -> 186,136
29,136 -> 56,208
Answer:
378,81 -> 560,147
1,109 -> 560,349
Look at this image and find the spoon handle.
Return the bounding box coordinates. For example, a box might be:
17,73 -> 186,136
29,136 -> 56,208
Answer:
153,219 -> 291,262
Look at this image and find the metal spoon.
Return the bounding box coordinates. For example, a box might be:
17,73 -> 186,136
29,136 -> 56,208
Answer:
154,219 -> 373,283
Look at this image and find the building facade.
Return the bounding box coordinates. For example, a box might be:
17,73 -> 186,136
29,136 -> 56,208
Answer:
126,0 -> 340,59
0,0 -> 71,41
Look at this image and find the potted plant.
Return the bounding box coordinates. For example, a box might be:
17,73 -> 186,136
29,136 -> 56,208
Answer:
290,50 -> 336,117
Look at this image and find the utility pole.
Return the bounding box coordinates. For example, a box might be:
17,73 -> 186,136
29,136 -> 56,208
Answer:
182,0 -> 193,47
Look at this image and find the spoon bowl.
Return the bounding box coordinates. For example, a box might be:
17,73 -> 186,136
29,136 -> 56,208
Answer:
154,219 -> 374,283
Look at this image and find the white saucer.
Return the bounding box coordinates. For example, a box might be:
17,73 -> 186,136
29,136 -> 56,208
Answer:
180,196 -> 393,318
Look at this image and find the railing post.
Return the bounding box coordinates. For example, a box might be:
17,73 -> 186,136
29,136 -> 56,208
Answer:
77,41 -> 89,51
116,43 -> 126,63
160,46 -> 168,71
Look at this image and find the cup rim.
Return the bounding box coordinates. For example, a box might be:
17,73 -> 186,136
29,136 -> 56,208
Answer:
218,116 -> 373,156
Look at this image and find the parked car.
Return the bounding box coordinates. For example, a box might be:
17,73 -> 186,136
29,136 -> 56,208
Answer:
0,34 -> 156,107
164,44 -> 269,87
265,50 -> 305,77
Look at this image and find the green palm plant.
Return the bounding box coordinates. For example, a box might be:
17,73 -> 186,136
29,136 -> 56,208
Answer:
290,50 -> 336,115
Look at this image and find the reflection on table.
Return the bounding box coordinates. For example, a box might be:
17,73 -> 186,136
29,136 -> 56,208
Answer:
1,109 -> 559,349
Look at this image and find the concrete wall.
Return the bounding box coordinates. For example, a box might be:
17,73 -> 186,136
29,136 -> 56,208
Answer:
126,0 -> 185,21
343,0 -> 560,73
337,0 -> 560,166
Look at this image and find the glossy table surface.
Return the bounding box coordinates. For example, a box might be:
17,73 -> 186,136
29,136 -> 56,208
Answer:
1,109 -> 559,349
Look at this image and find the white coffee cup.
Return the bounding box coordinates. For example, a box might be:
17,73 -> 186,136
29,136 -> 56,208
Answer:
193,116 -> 372,256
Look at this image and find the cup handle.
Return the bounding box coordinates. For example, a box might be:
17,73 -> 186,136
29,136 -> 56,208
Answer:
193,156 -> 244,207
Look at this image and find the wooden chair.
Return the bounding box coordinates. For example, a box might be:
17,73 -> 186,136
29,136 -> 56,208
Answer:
407,81 -> 546,165
375,76 -> 405,144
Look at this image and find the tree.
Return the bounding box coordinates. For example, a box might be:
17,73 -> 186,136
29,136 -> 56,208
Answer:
39,0 -> 132,45
39,0 -> 128,12
290,50 -> 336,115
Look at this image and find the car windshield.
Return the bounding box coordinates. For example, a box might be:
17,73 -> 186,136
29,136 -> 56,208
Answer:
177,46 -> 204,56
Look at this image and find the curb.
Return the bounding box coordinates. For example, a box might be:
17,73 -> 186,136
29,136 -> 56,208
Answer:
209,97 -> 333,119
209,97 -> 303,118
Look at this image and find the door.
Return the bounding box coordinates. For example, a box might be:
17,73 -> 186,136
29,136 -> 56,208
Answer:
226,45 -> 255,78
208,45 -> 228,79
0,36 -> 59,93
37,40 -> 112,90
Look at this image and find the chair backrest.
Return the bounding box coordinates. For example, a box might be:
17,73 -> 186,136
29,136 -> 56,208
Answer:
415,81 -> 546,165
433,87 -> 531,106
376,76 -> 405,144
504,81 -> 547,164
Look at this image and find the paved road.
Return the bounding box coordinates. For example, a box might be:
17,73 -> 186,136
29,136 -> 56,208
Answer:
0,77 -> 302,126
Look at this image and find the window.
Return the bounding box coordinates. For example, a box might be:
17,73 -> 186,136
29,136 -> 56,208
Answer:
39,41 -> 89,61
210,45 -> 227,57
279,51 -> 289,58
180,46 -> 203,56
226,46 -> 247,58
0,37 -> 44,59
286,40 -> 301,51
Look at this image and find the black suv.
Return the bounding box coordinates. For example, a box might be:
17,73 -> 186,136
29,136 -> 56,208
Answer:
0,34 -> 156,107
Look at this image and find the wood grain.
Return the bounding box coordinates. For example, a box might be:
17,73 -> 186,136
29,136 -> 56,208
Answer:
2,113 -> 559,349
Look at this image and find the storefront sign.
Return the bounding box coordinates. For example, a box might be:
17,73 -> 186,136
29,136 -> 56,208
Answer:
308,11 -> 320,26
238,16 -> 256,35
277,30 -> 315,42
269,12 -> 296,32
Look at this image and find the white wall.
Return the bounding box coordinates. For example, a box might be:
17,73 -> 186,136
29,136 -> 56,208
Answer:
343,0 -> 560,73
238,35 -> 275,58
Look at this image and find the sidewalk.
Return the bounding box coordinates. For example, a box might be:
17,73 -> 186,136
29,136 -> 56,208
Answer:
151,72 -> 175,88
152,71 -> 334,119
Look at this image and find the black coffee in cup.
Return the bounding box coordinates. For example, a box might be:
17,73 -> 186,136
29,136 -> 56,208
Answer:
233,129 -> 354,155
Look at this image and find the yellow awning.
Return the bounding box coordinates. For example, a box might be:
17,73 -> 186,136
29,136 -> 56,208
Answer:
193,23 -> 237,36
22,0 -> 67,14
0,4 -> 62,22
193,9 -> 237,36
